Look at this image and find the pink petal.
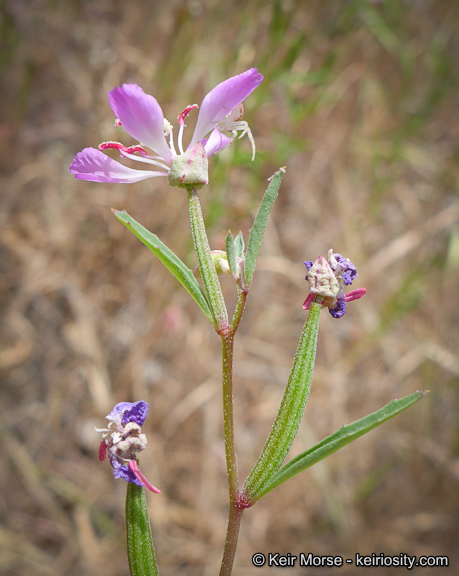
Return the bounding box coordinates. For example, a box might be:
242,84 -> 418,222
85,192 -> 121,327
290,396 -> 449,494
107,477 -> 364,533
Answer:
190,68 -> 263,146
203,128 -> 232,157
70,148 -> 167,184
128,460 -> 160,494
108,84 -> 173,163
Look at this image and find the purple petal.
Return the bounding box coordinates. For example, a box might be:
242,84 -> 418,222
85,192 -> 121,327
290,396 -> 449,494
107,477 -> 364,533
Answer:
329,295 -> 347,318
121,401 -> 149,427
105,400 -> 149,427
333,253 -> 358,285
110,456 -> 143,486
70,148 -> 167,184
105,401 -> 134,426
303,260 -> 313,280
203,128 -> 232,157
108,84 -> 173,163
190,68 -> 263,146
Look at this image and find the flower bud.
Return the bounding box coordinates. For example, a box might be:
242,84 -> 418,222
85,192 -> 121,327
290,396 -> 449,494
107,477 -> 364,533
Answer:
195,250 -> 231,277
307,256 -> 340,298
168,141 -> 208,190
303,250 -> 366,319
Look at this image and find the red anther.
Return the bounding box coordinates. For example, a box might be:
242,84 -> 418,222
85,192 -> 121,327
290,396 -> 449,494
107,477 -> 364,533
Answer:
98,441 -> 107,462
124,145 -> 147,156
98,141 -> 146,157
99,141 -> 127,153
345,287 -> 367,302
178,104 -> 199,125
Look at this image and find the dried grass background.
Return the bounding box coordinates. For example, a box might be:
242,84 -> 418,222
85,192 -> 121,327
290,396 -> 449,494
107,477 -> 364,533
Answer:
0,1 -> 458,575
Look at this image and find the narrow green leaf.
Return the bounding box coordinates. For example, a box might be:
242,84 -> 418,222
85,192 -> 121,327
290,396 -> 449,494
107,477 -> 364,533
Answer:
225,231 -> 237,279
234,231 -> 245,259
113,209 -> 213,323
245,167 -> 285,285
126,483 -> 159,576
254,390 -> 427,501
242,302 -> 321,503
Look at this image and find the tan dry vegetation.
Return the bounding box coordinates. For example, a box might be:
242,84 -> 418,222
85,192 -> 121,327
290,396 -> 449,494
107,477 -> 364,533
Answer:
0,1 -> 458,575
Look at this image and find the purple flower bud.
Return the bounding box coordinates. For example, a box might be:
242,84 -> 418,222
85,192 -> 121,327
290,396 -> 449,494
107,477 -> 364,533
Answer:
303,249 -> 366,319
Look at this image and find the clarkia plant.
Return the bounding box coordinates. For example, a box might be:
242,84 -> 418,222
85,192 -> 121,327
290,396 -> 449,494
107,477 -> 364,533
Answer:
72,68 -> 425,576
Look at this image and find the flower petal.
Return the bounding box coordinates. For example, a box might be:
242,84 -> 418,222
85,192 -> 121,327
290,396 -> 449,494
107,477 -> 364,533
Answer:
329,296 -> 347,318
108,84 -> 173,163
110,456 -> 143,486
121,401 -> 149,427
190,68 -> 263,146
106,401 -> 136,425
203,128 -> 232,157
70,148 -> 167,184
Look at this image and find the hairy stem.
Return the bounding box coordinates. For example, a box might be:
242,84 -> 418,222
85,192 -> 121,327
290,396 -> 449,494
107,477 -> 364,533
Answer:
187,187 -> 229,334
221,334 -> 238,503
219,285 -> 250,574
219,502 -> 244,576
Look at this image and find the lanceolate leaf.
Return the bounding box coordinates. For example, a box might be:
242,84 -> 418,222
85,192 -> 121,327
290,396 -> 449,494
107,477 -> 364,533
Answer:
253,390 -> 427,502
225,231 -> 238,280
242,302 -> 321,503
234,231 -> 245,260
113,209 -> 213,323
245,167 -> 285,286
126,483 -> 159,576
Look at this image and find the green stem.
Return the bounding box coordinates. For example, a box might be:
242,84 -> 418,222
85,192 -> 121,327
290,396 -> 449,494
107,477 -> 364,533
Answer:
187,187 -> 229,335
221,334 -> 238,503
126,483 -> 159,576
231,285 -> 248,333
219,285 -> 249,574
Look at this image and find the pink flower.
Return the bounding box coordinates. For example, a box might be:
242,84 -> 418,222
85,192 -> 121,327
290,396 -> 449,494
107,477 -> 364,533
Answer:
70,69 -> 263,185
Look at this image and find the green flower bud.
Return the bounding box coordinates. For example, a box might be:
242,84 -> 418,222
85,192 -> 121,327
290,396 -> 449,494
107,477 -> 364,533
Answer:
195,250 -> 231,277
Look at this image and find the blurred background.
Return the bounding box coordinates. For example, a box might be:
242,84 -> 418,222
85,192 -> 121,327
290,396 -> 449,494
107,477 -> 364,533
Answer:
0,0 -> 457,574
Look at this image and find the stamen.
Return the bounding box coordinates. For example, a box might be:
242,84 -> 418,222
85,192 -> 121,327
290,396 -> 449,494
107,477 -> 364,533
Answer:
177,104 -> 198,155
119,149 -> 171,171
345,288 -> 367,302
178,104 -> 199,126
125,145 -> 148,156
99,141 -> 147,157
218,105 -> 256,160
128,460 -> 160,494
99,441 -> 107,462
99,141 -> 129,154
